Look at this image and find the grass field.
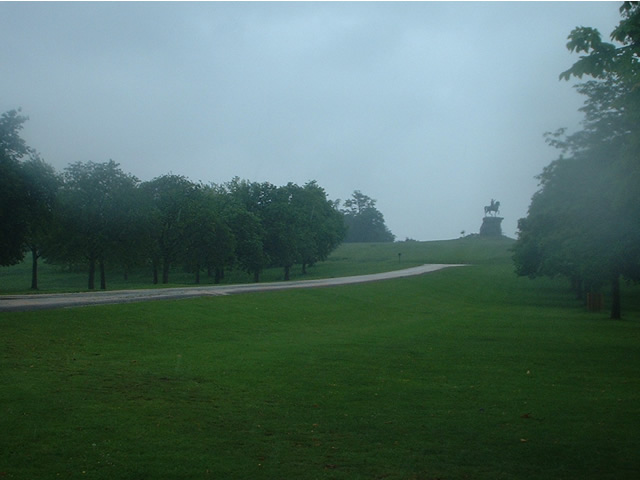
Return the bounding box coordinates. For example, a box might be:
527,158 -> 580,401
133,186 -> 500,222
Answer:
1,237 -> 640,479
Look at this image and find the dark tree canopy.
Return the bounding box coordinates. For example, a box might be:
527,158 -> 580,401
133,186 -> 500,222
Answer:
223,178 -> 345,281
0,109 -> 30,162
0,110 -> 44,267
50,160 -> 140,289
139,174 -> 200,284
21,154 -> 60,289
0,108 -> 346,289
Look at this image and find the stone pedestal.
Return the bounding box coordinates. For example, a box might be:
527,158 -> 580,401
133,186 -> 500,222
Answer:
480,216 -> 503,237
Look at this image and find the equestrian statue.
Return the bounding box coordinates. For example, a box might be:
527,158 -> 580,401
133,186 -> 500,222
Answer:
484,199 -> 500,217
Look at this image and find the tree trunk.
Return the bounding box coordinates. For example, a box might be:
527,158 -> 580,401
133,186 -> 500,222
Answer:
88,257 -> 96,290
152,259 -> 159,285
571,276 -> 583,300
100,259 -> 106,290
611,273 -> 621,319
162,261 -> 170,284
214,267 -> 222,284
284,265 -> 291,281
30,247 -> 39,290
253,269 -> 260,283
302,262 -> 307,274
195,264 -> 200,284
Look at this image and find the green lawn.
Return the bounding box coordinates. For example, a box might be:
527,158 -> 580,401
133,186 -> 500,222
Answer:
1,237 -> 639,479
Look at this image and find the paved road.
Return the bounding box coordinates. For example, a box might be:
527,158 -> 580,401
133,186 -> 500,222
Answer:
0,264 -> 465,312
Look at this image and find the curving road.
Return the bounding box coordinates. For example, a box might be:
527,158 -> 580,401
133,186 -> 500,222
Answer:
0,264 -> 465,312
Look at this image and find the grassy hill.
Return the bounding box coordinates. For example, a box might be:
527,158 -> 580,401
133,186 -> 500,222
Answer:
1,237 -> 639,479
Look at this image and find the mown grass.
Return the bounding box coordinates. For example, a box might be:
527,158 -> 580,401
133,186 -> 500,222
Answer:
1,237 -> 639,479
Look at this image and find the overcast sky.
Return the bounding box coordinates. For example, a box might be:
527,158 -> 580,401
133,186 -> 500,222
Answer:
1,1 -> 623,240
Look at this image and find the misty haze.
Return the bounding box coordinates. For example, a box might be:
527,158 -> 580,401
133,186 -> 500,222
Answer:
0,1 -> 622,240
2,2 -> 640,479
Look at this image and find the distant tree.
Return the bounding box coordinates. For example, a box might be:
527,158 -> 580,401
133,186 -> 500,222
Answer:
341,190 -> 395,243
250,182 -> 298,280
0,109 -> 32,266
226,205 -> 265,282
293,181 -> 346,274
21,154 -> 60,289
51,160 -> 139,289
252,181 -> 346,280
224,178 -> 269,282
224,178 -> 344,281
0,109 -> 62,288
260,182 -> 309,280
139,174 -> 198,284
111,184 -> 150,281
183,185 -> 235,284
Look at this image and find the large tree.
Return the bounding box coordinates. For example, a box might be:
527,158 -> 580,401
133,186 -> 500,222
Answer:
21,154 -> 60,289
252,182 -> 298,280
139,174 -> 199,284
221,178 -> 269,282
292,181 -> 346,274
224,178 -> 345,281
52,160 -> 139,289
514,2 -> 640,318
0,109 -> 60,287
182,185 -> 235,284
0,109 -> 32,266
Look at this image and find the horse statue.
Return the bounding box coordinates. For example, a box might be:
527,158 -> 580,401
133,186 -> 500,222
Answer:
484,199 -> 500,217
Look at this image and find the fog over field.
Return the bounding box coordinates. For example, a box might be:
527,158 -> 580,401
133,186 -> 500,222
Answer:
0,1 -> 622,240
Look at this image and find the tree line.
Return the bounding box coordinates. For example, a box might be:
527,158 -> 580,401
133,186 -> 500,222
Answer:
1,111 -> 395,291
513,2 -> 640,319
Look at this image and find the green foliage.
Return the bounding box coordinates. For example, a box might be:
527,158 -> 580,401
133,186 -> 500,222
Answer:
0,106 -> 347,290
0,103 -> 350,289
139,174 -> 200,284
21,154 -> 60,289
184,186 -> 236,284
561,2 -> 640,84
223,178 -> 345,281
515,3 -> 640,318
0,108 -> 30,161
224,204 -> 266,282
0,156 -> 28,266
0,109 -> 33,266
1,244 -> 639,479
560,27 -> 618,80
49,161 -> 140,289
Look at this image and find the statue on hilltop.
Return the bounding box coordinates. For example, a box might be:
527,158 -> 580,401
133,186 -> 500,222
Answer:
480,198 -> 503,236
